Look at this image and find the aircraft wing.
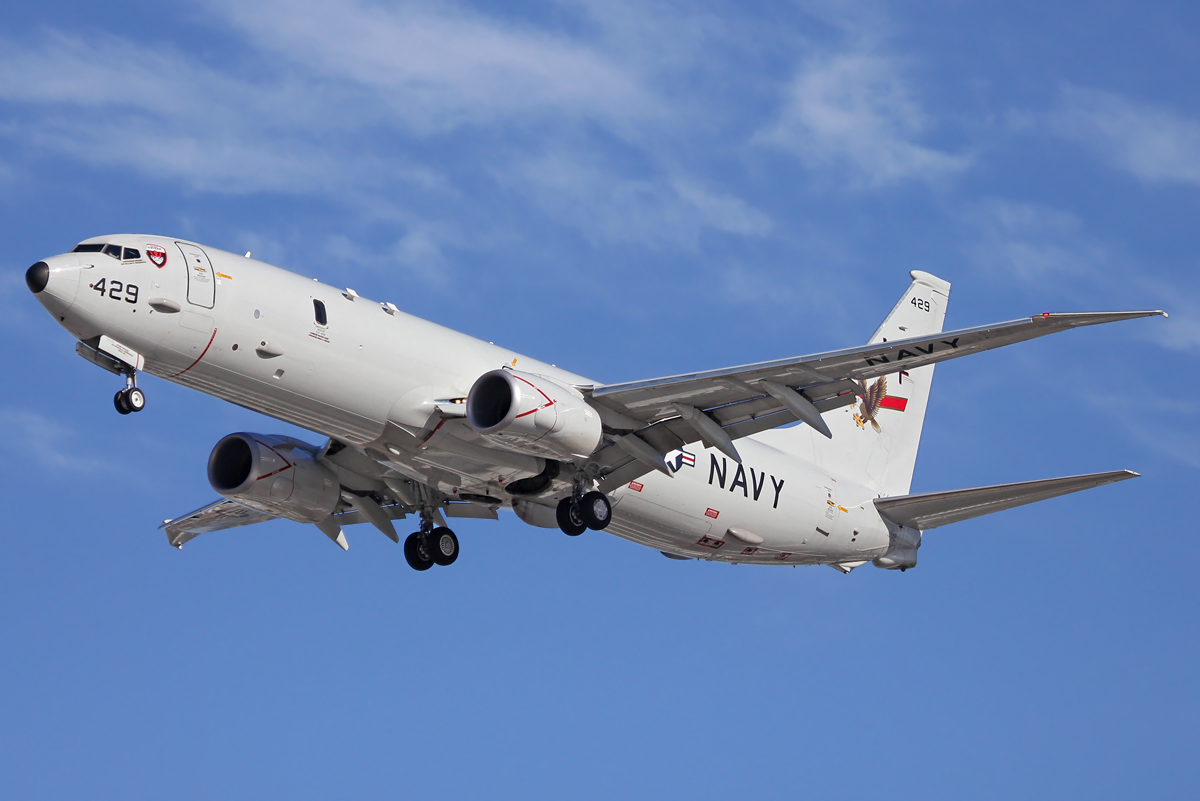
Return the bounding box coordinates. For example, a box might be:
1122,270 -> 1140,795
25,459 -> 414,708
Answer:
591,311 -> 1163,490
161,499 -> 277,549
161,498 -> 419,549
872,470 -> 1139,530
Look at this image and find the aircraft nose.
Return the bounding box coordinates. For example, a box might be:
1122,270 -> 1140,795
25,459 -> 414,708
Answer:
26,261 -> 49,294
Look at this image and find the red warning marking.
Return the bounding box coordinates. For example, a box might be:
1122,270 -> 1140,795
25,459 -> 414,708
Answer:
704,508 -> 720,519
628,481 -> 644,492
880,396 -> 908,411
741,547 -> 759,555
773,552 -> 792,561
697,536 -> 724,549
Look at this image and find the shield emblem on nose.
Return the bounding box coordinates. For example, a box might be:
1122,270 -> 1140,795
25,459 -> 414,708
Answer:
147,245 -> 167,268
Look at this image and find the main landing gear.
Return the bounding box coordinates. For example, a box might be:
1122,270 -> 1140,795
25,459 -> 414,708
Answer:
403,506 -> 460,571
556,486 -> 613,537
113,369 -> 146,415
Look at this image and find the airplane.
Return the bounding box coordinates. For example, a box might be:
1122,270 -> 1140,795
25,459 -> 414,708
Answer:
24,235 -> 1166,573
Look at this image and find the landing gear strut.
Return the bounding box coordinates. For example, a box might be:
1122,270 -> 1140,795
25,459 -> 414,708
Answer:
403,504 -> 460,571
113,369 -> 146,415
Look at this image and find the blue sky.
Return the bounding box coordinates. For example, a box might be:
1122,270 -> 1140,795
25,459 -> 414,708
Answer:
2,1 -> 1198,798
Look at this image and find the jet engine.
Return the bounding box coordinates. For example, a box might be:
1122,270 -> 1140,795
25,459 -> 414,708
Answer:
465,369 -> 602,461
208,433 -> 340,523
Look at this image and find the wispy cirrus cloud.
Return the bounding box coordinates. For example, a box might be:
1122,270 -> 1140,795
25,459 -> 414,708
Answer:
963,198 -> 1193,352
502,150 -> 771,249
1051,85 -> 1200,186
0,31 -> 429,195
207,0 -> 656,135
754,49 -> 970,186
964,199 -> 1108,284
0,409 -> 116,474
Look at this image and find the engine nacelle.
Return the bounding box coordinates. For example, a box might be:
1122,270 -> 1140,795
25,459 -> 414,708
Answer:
465,369 -> 602,461
208,433 -> 340,523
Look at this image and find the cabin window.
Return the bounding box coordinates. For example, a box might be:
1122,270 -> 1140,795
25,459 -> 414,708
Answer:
122,247 -> 141,260
73,243 -> 104,253
102,244 -> 123,259
313,299 -> 328,326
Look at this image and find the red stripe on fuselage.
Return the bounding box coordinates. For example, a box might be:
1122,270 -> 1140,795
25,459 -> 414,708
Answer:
167,329 -> 219,378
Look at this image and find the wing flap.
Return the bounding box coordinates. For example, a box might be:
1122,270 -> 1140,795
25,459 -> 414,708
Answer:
873,470 -> 1139,531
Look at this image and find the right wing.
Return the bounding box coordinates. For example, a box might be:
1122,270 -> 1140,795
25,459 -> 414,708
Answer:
161,498 -> 421,549
161,500 -> 277,549
872,470 -> 1139,531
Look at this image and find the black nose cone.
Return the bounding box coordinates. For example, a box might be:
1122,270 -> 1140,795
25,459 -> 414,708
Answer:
26,261 -> 49,294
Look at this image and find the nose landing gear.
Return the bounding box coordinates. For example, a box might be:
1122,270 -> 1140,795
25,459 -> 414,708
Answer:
113,370 -> 146,415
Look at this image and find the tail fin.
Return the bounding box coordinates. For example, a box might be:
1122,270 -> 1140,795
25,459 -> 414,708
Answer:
757,271 -> 950,496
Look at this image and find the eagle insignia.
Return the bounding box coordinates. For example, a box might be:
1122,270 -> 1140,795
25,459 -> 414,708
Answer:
854,376 -> 887,432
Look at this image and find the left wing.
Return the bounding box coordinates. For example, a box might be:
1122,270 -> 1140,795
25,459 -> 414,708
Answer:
589,311 -> 1164,490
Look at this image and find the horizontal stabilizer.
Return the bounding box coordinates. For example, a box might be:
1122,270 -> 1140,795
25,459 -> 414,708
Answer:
874,470 -> 1139,531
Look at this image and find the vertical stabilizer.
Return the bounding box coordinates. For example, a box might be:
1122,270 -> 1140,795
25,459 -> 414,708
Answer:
755,271 -> 950,496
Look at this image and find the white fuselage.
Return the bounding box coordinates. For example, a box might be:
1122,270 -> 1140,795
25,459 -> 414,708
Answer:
32,235 -> 894,566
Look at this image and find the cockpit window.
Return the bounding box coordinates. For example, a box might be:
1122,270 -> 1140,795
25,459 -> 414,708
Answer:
122,247 -> 141,260
102,244 -> 123,259
73,243 -> 104,253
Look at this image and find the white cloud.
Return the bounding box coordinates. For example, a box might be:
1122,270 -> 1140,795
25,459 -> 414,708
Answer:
964,198 -> 1194,352
1081,387 -> 1200,469
0,31 -> 429,195
0,409 -> 115,474
206,0 -> 655,135
754,50 -> 970,186
1052,86 -> 1200,186
319,225 -> 463,289
964,199 -> 1107,284
503,151 -> 771,248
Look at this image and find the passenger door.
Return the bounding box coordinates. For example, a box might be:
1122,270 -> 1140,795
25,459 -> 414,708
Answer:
175,242 -> 215,309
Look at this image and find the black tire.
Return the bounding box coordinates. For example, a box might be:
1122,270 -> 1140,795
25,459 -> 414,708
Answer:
114,390 -> 131,415
430,527 -> 459,566
578,491 -> 612,530
403,533 -> 434,571
126,387 -> 146,412
556,497 -> 587,536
